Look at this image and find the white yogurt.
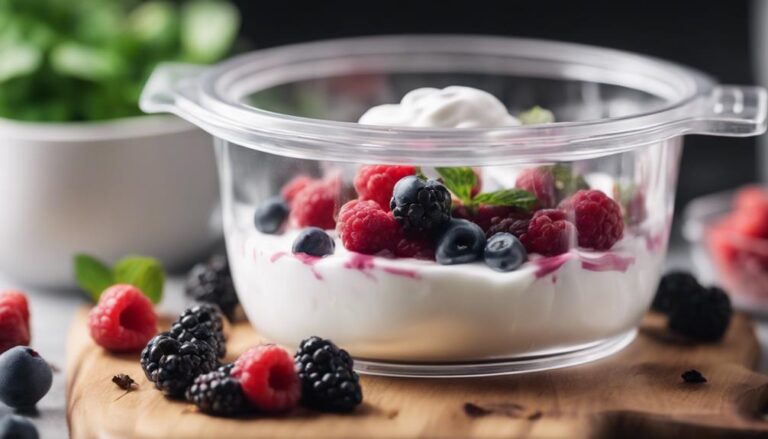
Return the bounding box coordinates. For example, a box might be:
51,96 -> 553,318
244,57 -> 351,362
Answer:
358,86 -> 521,128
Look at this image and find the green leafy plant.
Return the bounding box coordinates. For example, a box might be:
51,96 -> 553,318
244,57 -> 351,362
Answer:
0,0 -> 241,122
435,167 -> 537,212
74,253 -> 165,303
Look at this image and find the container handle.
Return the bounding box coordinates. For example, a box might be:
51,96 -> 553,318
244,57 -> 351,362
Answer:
688,85 -> 768,137
140,63 -> 208,114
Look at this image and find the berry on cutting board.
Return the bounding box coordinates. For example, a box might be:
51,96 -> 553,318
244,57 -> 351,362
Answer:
337,200 -> 398,255
88,284 -> 157,352
0,347 -> 52,410
354,165 -> 416,210
292,227 -> 336,257
558,189 -> 624,251
520,209 -> 575,256
294,336 -> 362,412
0,415 -> 38,439
186,364 -> 247,417
185,254 -> 239,320
484,233 -> 527,272
232,344 -> 301,413
668,285 -> 732,342
390,176 -> 452,237
435,219 -> 486,265
652,272 -> 702,314
253,196 -> 290,234
140,332 -> 218,398
0,291 -> 30,354
168,304 -> 227,359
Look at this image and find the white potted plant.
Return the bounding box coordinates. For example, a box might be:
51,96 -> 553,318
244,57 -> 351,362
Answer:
0,0 -> 241,287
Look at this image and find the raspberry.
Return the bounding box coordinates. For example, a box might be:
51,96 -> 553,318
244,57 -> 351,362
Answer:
337,200 -> 399,254
232,344 -> 300,413
88,285 -> 157,352
515,167 -> 556,209
731,203 -> 768,238
353,165 -> 415,209
486,216 -> 531,240
0,307 -> 29,355
0,291 -> 28,326
393,233 -> 435,260
735,186 -> 768,211
520,209 -> 575,256
281,175 -> 315,205
559,190 -> 624,251
289,177 -> 341,230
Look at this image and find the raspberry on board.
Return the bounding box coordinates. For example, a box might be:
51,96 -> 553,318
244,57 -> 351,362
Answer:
232,344 -> 301,413
289,177 -> 341,230
337,200 -> 399,254
281,175 -> 315,205
88,284 -> 157,352
520,209 -> 575,256
353,165 -> 415,209
559,190 -> 624,251
515,167 -> 557,209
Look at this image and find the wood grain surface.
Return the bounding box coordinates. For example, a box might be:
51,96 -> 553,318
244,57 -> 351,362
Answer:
66,309 -> 768,438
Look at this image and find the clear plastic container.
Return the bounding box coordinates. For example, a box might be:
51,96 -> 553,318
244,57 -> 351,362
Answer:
141,36 -> 767,377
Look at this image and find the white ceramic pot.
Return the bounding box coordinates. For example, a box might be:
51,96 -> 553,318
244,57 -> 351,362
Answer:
0,115 -> 221,288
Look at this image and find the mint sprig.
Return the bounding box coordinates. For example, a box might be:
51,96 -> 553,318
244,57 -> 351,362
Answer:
435,167 -> 536,211
74,253 -> 165,303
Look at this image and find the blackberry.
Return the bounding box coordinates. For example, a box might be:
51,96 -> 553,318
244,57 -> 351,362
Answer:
390,176 -> 451,236
185,365 -> 247,417
185,255 -> 239,320
652,272 -> 701,314
486,216 -> 530,240
668,286 -> 732,341
169,304 -> 226,358
294,336 -> 362,412
140,332 -> 218,398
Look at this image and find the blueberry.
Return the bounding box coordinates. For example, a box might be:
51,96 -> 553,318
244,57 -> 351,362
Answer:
484,233 -> 527,272
0,347 -> 52,409
436,219 -> 486,265
254,196 -> 289,234
292,227 -> 335,257
0,415 -> 38,439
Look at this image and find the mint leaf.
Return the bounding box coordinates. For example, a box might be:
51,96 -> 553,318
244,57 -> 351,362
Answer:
113,256 -> 165,304
474,189 -> 538,211
436,167 -> 476,205
74,254 -> 114,302
518,106 -> 555,125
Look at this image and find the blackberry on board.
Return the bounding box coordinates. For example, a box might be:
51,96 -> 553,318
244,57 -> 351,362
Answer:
140,332 -> 218,398
390,176 -> 452,236
169,304 -> 227,358
185,255 -> 239,319
668,286 -> 732,341
294,336 -> 363,412
185,365 -> 247,417
652,271 -> 702,314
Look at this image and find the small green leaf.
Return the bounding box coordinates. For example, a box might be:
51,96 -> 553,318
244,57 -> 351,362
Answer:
0,43 -> 42,83
518,105 -> 555,125
181,0 -> 239,63
113,256 -> 165,304
436,167 -> 476,205
74,254 -> 114,302
50,41 -> 125,81
474,189 -> 538,211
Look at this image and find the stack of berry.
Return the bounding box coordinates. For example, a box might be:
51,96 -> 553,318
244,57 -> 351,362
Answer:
707,186 -> 768,306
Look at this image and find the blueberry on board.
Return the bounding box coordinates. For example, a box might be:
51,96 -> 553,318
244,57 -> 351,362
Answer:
0,415 -> 38,439
254,196 -> 290,234
484,232 -> 527,272
0,347 -> 52,409
292,227 -> 335,257
436,219 -> 486,265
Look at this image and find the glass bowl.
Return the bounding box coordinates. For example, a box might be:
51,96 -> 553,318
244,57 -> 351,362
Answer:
140,35 -> 767,377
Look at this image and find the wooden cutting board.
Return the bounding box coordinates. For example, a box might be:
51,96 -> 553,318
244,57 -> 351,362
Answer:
66,308 -> 768,439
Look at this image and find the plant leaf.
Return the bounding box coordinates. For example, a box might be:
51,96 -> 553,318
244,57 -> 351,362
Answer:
474,189 -> 538,211
74,254 -> 114,302
518,105 -> 555,125
181,0 -> 240,63
113,256 -> 165,304
0,43 -> 42,83
436,167 -> 476,205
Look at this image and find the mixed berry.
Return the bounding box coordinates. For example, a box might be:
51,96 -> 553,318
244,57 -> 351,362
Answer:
256,163 -> 633,272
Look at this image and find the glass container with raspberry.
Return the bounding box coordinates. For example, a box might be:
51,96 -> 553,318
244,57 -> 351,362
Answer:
140,36 -> 767,376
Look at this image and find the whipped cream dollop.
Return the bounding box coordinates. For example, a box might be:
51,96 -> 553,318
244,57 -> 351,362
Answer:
358,86 -> 521,128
